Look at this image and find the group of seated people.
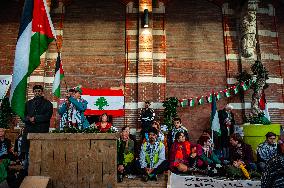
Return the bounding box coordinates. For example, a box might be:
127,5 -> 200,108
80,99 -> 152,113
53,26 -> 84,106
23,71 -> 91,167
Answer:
0,128 -> 27,188
116,117 -> 284,185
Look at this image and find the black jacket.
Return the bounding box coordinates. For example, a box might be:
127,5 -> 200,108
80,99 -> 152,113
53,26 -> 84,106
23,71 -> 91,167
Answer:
218,109 -> 235,137
24,96 -> 53,133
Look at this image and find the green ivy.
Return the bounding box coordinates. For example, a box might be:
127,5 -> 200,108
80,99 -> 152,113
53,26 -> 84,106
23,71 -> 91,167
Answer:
163,97 -> 179,131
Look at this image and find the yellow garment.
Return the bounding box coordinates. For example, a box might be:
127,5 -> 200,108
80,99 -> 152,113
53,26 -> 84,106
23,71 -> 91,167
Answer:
239,163 -> 250,179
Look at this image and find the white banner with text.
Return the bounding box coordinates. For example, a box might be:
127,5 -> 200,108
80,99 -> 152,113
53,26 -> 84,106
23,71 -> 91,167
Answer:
168,173 -> 261,188
0,75 -> 12,99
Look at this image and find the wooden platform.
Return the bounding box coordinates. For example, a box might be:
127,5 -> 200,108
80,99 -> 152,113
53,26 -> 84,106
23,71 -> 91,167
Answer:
117,175 -> 168,188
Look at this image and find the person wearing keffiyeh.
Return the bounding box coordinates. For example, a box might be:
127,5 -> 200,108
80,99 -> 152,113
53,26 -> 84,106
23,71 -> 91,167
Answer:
261,139 -> 284,188
257,132 -> 277,172
138,127 -> 168,182
167,117 -> 189,154
58,87 -> 90,130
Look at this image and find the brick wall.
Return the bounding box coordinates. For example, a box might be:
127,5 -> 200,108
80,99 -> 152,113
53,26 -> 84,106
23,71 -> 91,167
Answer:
165,0 -> 230,140
0,0 -> 283,140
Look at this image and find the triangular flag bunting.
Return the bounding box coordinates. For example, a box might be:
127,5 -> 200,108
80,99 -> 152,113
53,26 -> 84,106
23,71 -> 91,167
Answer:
189,98 -> 194,107
224,89 -> 231,97
180,99 -> 188,107
206,93 -> 213,103
197,96 -> 204,105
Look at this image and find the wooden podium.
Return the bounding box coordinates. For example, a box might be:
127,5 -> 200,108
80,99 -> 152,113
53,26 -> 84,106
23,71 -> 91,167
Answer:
28,133 -> 118,188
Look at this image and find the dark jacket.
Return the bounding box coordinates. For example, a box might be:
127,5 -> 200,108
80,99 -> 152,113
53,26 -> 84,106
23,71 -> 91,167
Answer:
218,109 -> 235,137
24,96 -> 53,133
229,142 -> 254,165
0,138 -> 15,160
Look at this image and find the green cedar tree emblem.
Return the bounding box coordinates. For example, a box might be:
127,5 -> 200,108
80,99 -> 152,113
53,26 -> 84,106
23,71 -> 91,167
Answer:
95,97 -> 109,110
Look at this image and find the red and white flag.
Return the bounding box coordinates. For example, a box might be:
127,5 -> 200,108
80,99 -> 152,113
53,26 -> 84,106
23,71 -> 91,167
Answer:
259,91 -> 270,121
81,88 -> 124,117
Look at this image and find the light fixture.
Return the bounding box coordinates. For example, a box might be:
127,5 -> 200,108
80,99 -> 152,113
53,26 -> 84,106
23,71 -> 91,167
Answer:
143,9 -> 149,28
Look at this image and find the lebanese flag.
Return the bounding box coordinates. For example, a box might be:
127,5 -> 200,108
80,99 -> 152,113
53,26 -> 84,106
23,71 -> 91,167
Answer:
10,0 -> 56,118
81,88 -> 124,117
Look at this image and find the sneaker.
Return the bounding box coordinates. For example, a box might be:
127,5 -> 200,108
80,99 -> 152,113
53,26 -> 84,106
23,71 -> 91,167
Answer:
142,175 -> 149,182
127,174 -> 136,179
118,174 -> 123,182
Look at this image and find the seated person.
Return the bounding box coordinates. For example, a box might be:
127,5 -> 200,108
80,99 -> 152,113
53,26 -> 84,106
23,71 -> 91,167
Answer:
122,126 -> 139,159
187,144 -> 208,175
257,132 -> 277,172
144,121 -> 166,144
94,113 -> 112,133
226,133 -> 256,179
169,132 -> 191,174
0,128 -> 15,161
167,117 -> 189,153
138,127 -> 168,182
197,135 -> 221,167
0,128 -> 17,186
117,127 -> 136,182
261,139 -> 284,188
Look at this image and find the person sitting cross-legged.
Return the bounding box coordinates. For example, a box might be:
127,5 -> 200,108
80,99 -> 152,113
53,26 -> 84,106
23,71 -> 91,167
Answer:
169,132 -> 191,174
137,127 -> 168,182
117,127 -> 137,182
167,117 -> 189,154
257,132 -> 278,172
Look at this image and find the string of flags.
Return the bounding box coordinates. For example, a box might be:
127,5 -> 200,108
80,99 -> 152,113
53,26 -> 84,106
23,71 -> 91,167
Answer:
179,79 -> 254,107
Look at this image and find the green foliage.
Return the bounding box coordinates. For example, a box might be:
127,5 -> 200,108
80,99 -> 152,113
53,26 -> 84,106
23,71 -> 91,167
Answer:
248,113 -> 271,125
163,97 -> 179,130
52,126 -> 117,133
236,70 -> 252,83
251,60 -> 269,90
0,97 -> 13,129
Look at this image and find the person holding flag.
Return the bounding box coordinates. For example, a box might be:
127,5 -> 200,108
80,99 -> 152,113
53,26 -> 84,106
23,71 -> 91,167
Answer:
218,104 -> 235,160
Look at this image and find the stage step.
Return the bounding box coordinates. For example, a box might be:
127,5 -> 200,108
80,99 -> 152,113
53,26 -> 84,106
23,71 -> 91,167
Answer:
20,176 -> 51,188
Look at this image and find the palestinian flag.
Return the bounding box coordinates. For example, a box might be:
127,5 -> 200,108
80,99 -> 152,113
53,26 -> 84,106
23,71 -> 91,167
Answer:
52,53 -> 64,97
180,99 -> 188,107
232,85 -> 239,94
210,94 -> 221,136
189,98 -> 194,107
82,88 -> 124,117
206,93 -> 213,103
241,82 -> 249,91
223,89 -> 231,97
10,0 -> 56,118
197,96 -> 204,105
216,92 -> 222,100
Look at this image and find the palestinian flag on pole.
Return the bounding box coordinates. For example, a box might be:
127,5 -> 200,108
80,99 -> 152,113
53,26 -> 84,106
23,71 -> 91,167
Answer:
82,88 -> 124,117
10,0 -> 56,118
210,94 -> 221,136
52,53 -> 64,97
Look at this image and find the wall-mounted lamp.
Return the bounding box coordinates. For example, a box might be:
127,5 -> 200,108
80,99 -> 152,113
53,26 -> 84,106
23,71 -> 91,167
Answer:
143,9 -> 149,28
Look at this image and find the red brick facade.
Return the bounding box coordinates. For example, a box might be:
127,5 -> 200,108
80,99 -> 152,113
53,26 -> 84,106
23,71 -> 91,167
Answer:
1,0 -> 283,141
